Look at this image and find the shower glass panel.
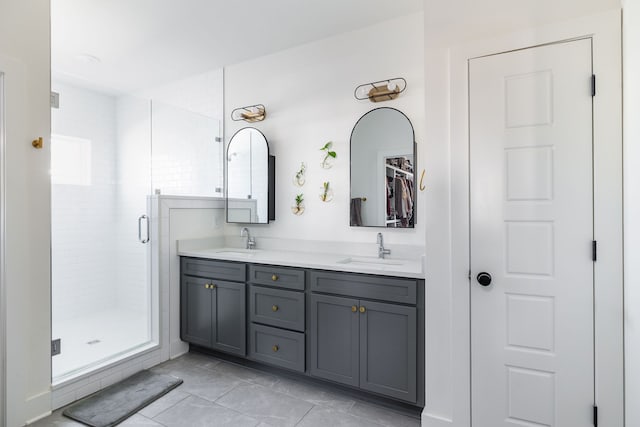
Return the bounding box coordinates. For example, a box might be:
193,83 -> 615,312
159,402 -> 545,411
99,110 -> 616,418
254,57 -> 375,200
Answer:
51,84 -> 153,382
151,101 -> 223,197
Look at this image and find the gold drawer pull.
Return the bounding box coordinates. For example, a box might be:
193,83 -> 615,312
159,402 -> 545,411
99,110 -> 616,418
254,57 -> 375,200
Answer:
272,345 -> 279,352
271,274 -> 278,281
272,305 -> 279,312
351,305 -> 357,313
359,306 -> 366,313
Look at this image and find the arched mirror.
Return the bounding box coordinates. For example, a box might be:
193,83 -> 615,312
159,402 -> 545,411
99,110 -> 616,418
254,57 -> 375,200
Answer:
350,107 -> 415,228
226,127 -> 275,224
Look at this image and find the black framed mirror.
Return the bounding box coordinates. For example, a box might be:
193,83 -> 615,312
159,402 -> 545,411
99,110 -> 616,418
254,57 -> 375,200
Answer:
226,127 -> 275,224
350,107 -> 416,228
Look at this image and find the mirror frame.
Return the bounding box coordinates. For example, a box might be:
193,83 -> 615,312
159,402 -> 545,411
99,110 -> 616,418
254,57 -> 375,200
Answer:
349,107 -> 417,228
225,127 -> 275,224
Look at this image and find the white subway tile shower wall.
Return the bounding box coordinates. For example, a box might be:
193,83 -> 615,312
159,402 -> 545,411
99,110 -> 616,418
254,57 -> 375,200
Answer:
151,101 -> 223,197
115,96 -> 152,316
51,81 -> 118,322
137,68 -> 225,197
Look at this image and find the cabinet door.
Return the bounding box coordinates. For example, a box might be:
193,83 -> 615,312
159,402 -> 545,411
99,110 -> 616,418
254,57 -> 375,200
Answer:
309,294 -> 359,387
181,276 -> 213,347
212,280 -> 246,356
359,301 -> 417,402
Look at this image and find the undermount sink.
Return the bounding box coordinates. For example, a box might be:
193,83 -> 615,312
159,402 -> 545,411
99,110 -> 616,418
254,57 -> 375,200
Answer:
336,256 -> 406,267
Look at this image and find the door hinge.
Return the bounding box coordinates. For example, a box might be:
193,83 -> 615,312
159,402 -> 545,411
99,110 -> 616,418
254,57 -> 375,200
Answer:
215,136 -> 223,143
593,405 -> 598,427
592,240 -> 597,262
468,270 -> 471,281
50,91 -> 60,109
591,75 -> 596,97
51,338 -> 61,356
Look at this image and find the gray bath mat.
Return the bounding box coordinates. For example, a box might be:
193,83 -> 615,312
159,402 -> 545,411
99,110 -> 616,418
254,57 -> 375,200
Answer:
63,370 -> 183,427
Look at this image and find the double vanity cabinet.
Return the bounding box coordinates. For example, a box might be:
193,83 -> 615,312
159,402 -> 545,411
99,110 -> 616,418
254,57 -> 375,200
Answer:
180,255 -> 425,407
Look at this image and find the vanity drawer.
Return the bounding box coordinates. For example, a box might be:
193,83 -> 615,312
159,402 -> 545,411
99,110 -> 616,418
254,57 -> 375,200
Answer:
249,323 -> 305,372
310,270 -> 417,305
250,285 -> 305,332
181,257 -> 246,282
248,265 -> 305,290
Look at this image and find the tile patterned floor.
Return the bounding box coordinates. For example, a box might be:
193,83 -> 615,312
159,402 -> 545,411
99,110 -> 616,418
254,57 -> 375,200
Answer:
32,352 -> 421,427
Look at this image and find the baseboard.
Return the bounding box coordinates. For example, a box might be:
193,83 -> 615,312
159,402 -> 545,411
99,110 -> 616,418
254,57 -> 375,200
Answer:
25,389 -> 52,425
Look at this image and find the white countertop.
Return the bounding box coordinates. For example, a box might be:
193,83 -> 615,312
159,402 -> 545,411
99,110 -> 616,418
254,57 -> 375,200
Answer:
177,244 -> 425,279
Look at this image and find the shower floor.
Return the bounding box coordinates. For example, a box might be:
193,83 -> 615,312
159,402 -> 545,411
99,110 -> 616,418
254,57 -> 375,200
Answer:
52,308 -> 151,383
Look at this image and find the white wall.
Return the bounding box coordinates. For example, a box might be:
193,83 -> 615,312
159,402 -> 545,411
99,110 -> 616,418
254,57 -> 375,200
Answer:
421,2 -> 622,426
422,46 -> 453,423
0,1 -> 51,425
224,13 -> 425,247
624,0 -> 640,425
51,81 -> 118,321
424,0 -> 620,47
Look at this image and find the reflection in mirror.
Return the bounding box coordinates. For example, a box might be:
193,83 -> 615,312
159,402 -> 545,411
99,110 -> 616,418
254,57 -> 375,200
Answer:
226,127 -> 274,224
350,107 -> 415,228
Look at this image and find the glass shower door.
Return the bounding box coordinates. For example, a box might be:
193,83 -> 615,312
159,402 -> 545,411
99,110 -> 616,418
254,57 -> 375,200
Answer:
51,88 -> 154,382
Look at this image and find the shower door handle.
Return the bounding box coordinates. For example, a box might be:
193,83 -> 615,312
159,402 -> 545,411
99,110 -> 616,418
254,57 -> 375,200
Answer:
138,214 -> 149,244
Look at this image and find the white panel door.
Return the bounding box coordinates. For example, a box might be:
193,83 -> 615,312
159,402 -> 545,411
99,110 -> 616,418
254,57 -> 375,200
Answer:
470,39 -> 594,427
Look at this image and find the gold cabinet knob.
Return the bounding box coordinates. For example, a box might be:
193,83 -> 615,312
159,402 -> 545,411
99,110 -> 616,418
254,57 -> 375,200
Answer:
272,305 -> 279,312
351,305 -> 357,313
205,283 -> 210,289
272,345 -> 279,352
211,283 -> 216,289
271,274 -> 278,281
359,306 -> 366,313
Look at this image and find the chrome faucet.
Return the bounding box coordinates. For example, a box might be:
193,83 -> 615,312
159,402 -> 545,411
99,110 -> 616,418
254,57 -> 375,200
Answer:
377,232 -> 391,259
240,227 -> 256,250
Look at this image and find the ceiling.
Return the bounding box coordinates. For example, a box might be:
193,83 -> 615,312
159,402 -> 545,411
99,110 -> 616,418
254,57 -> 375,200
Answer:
52,0 -> 424,94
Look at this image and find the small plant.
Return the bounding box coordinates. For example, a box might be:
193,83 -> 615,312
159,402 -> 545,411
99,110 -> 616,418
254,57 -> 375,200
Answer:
321,181 -> 331,202
320,141 -> 336,169
294,162 -> 306,186
292,193 -> 305,215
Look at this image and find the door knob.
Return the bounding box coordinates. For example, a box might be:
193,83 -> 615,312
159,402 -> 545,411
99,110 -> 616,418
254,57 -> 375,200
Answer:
476,272 -> 492,287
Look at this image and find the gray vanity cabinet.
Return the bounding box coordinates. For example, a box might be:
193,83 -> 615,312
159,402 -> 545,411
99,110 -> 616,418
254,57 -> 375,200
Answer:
180,257 -> 424,407
247,264 -> 306,372
309,294 -> 360,387
211,280 -> 246,355
309,272 -> 418,403
180,257 -> 246,356
182,276 -> 214,347
359,300 -> 416,402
